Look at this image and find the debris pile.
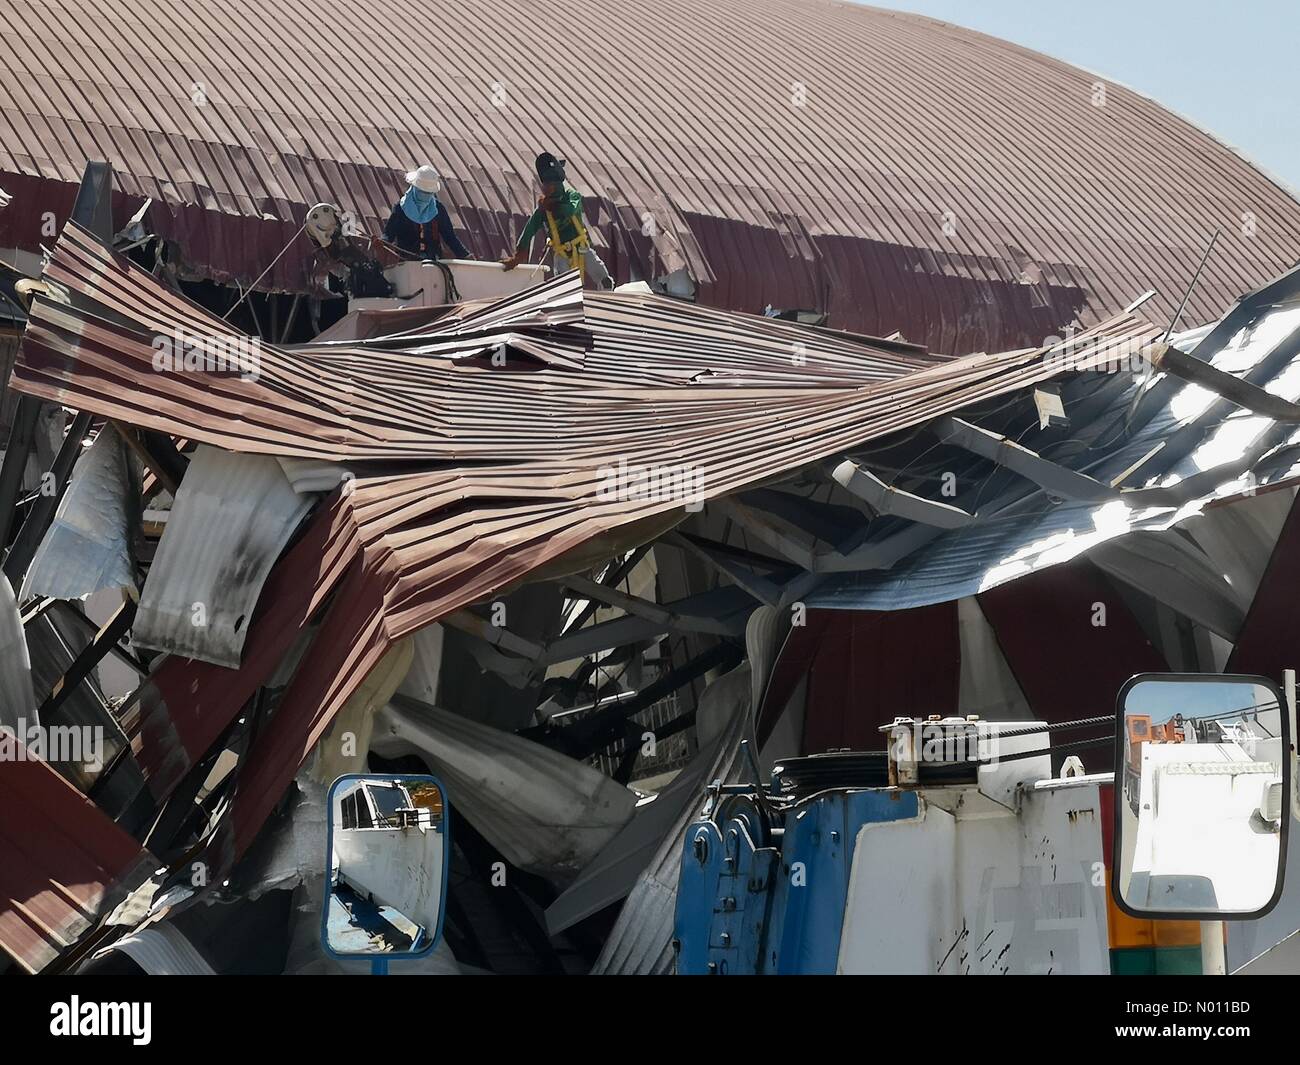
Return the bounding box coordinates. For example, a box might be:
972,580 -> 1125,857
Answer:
4,164 -> 1300,975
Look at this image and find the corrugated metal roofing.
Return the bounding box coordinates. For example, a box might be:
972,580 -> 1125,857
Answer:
132,446 -> 314,668
809,304 -> 1300,612
0,745 -> 156,973
11,223 -> 1162,866
0,1 -> 1297,351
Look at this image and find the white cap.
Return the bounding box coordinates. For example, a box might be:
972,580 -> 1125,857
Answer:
404,164 -> 442,194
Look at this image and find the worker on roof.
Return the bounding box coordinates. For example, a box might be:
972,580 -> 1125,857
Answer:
500,153 -> 614,290
383,165 -> 472,260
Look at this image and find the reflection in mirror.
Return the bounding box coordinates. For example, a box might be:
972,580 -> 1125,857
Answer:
1117,677 -> 1286,918
325,775 -> 447,956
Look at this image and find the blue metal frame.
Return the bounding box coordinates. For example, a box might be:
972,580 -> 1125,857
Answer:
674,788 -> 919,974
320,772 -> 451,965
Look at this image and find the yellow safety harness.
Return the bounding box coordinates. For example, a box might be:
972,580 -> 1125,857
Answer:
545,208 -> 590,280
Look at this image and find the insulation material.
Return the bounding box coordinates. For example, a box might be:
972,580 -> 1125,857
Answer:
396,623 -> 445,708
22,424 -> 137,600
1181,488 -> 1296,608
310,637 -> 413,784
0,574 -> 36,732
133,446 -> 314,668
233,774 -> 332,899
21,402 -> 62,495
275,457 -> 353,495
85,922 -> 216,976
1089,532 -> 1247,640
955,596 -> 1033,722
371,697 -> 638,881
546,662 -> 752,936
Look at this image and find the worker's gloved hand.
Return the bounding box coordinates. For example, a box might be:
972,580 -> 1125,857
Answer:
499,253 -> 520,270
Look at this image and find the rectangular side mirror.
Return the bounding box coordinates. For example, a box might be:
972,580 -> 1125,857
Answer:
322,774 -> 450,958
1113,673 -> 1289,920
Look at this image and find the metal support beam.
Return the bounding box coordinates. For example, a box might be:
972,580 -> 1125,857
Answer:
664,531 -> 788,606
561,543 -> 652,637
933,417 -> 1117,502
448,585 -> 753,679
559,573 -> 747,637
827,457 -> 974,528
540,586 -> 752,665
444,609 -> 545,660
36,597 -> 136,724
738,486 -> 857,545
0,395 -> 40,548
1150,339 -> 1300,423
712,498 -> 820,570
530,640 -> 742,757
3,411 -> 93,586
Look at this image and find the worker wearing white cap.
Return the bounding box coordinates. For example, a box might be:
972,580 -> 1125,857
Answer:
383,165 -> 471,259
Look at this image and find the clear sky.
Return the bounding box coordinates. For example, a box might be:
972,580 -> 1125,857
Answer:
863,1 -> 1299,192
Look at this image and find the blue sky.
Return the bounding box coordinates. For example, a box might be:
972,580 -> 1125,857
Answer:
864,1 -> 1299,191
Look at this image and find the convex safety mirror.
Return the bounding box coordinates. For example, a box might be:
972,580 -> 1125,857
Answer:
1113,674 -> 1289,920
322,774 -> 449,958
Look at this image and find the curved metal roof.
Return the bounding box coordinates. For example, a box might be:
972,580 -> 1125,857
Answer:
1,0 -> 1297,350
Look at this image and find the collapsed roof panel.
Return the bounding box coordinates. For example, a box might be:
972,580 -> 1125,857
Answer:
0,746 -> 156,973
132,447 -> 315,668
808,304 -> 1300,612
21,424 -> 137,601
8,224 -> 1167,872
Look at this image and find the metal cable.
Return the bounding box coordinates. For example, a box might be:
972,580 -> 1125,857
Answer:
992,714 -> 1115,739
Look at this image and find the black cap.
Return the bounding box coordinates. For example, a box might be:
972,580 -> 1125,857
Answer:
535,152 -> 566,182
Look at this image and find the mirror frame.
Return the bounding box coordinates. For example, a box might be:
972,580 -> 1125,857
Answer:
1111,672 -> 1290,922
321,772 -> 452,962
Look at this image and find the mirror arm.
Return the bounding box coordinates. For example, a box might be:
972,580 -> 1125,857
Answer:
1288,669 -> 1300,823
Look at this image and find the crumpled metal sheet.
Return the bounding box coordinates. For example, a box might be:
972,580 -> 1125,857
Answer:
546,663 -> 751,936
0,573 -> 36,732
85,922 -> 215,975
585,605 -> 784,974
811,306 -> 1300,612
22,424 -> 136,601
20,402 -> 64,495
310,637 -> 413,785
0,750 -> 158,973
371,696 -> 638,882
133,446 -> 314,668
13,226 -> 1161,864
275,456 -> 352,495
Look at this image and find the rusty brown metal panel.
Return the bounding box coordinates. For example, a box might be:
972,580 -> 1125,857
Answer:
0,746 -> 156,973
0,1 -> 1296,352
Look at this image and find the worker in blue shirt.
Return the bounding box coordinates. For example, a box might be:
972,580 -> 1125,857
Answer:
383,165 -> 471,259
501,153 -> 613,289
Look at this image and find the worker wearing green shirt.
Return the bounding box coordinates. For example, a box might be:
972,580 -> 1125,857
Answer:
500,153 -> 614,290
